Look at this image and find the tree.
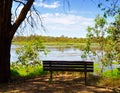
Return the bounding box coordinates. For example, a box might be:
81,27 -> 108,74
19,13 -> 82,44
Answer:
0,0 -> 70,83
0,0 -> 35,83
83,15 -> 108,73
14,39 -> 46,74
107,14 -> 120,63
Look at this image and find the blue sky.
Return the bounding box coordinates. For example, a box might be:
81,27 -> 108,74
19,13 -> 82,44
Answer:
16,0 -> 108,38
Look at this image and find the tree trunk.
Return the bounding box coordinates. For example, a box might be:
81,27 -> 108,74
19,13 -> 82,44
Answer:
0,33 -> 11,83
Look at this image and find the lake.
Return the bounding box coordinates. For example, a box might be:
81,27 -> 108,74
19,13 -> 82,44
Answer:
11,45 -> 92,62
10,45 -> 120,70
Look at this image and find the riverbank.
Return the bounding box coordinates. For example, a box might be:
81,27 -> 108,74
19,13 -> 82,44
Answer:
12,35 -> 100,50
12,42 -> 101,52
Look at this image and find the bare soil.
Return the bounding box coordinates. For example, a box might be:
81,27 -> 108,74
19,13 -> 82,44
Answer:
0,74 -> 119,93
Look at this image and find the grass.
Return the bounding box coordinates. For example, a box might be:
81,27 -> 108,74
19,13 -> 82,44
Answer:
11,65 -> 47,79
102,68 -> 120,79
13,41 -> 100,50
97,75 -> 120,88
89,63 -> 120,88
10,64 -> 120,89
10,55 -> 120,88
11,63 -> 120,79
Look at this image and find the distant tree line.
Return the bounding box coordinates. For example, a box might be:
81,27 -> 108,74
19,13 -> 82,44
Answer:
12,35 -> 107,44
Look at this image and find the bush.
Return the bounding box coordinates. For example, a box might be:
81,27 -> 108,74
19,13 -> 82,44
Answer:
11,69 -> 20,77
11,40 -> 48,78
102,68 -> 120,79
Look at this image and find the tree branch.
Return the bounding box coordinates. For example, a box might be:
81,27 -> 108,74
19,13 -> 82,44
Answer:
10,0 -> 34,38
13,0 -> 26,5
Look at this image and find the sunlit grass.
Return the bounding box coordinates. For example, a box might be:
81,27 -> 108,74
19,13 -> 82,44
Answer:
102,68 -> 120,79
97,69 -> 120,87
11,65 -> 46,78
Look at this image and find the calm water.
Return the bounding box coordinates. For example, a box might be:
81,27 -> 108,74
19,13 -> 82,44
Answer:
11,45 -> 93,62
10,45 -> 120,70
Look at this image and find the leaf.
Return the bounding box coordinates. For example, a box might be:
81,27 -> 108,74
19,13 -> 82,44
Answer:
98,3 -> 102,8
101,8 -> 106,11
103,13 -> 107,18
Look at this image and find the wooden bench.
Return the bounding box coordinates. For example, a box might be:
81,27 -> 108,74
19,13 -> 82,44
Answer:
43,60 -> 94,85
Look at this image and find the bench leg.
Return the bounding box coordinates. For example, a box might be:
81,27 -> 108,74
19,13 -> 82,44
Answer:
49,71 -> 52,82
84,72 -> 87,85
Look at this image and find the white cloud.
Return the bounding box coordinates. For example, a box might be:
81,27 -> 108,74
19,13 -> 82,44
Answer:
34,1 -> 60,9
13,1 -> 93,37
42,13 -> 93,25
17,11 -> 94,37
38,13 -> 94,37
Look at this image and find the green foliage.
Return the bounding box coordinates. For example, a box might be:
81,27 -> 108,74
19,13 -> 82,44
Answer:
11,39 -> 47,78
16,40 -> 44,65
94,15 -> 107,28
12,39 -> 48,75
102,68 -> 120,79
13,35 -> 88,44
107,14 -> 120,62
82,15 -> 112,73
11,69 -> 20,77
83,14 -> 120,77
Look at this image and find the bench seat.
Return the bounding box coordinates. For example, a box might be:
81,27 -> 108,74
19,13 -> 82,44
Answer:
43,60 -> 93,85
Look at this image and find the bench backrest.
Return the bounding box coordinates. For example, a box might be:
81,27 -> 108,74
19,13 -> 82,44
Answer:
43,60 -> 93,72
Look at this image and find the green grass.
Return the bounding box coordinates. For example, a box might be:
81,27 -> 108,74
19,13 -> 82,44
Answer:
97,69 -> 120,87
94,63 -> 120,78
102,68 -> 120,79
11,62 -> 120,79
13,41 -> 101,51
11,65 -> 46,78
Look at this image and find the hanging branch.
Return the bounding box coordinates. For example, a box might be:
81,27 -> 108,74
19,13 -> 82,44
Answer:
10,0 -> 34,38
11,0 -> 46,38
97,0 -> 120,17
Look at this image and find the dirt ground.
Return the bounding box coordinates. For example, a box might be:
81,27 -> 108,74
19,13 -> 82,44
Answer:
0,74 -> 119,93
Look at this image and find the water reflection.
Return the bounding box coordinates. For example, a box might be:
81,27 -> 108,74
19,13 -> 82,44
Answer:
10,45 -> 120,70
11,45 -> 93,62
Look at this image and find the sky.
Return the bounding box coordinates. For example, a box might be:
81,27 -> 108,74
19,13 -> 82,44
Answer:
15,0 -> 108,38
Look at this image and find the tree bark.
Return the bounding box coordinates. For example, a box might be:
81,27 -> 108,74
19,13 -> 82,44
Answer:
0,33 -> 11,83
0,0 -> 34,83
0,0 -> 12,83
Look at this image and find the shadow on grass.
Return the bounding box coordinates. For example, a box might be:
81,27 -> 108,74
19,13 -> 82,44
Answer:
0,73 -> 115,93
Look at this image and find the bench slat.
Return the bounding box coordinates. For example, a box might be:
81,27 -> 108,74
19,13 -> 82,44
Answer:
43,65 -> 93,69
42,60 -> 94,85
43,62 -> 93,65
44,68 -> 93,72
43,61 -> 93,72
43,61 -> 93,63
43,65 -> 93,67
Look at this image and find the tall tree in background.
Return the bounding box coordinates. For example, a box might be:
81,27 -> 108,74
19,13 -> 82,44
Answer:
0,0 -> 35,83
